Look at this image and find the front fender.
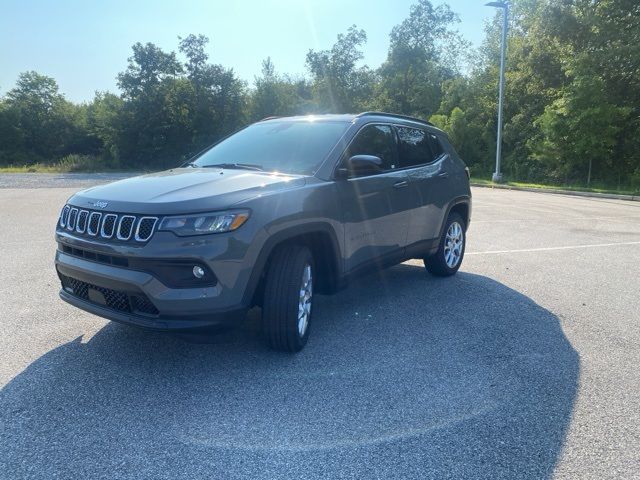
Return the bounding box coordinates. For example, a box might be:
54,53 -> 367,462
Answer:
241,222 -> 343,306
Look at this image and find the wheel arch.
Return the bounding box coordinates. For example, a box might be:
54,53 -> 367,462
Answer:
243,222 -> 342,306
438,196 -> 471,239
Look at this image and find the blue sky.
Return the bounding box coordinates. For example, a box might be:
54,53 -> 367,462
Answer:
1,0 -> 495,103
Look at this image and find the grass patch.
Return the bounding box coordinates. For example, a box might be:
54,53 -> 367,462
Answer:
471,177 -> 639,196
0,155 -> 143,174
0,164 -> 66,173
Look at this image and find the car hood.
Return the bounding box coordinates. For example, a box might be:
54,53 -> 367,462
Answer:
68,168 -> 307,215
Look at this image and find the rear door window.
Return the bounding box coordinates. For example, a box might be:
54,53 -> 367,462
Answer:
397,127 -> 444,168
428,132 -> 445,158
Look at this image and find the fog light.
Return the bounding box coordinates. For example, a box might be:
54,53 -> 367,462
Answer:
192,266 -> 205,279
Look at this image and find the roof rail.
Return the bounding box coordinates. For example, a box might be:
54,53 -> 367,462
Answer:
260,116 -> 281,121
356,111 -> 434,127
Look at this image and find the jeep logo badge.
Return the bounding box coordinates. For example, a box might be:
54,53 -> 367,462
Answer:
90,201 -> 109,209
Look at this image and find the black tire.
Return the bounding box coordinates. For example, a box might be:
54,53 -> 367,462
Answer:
262,245 -> 314,352
424,212 -> 466,277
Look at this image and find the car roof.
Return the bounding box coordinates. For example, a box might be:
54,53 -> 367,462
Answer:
255,112 -> 443,134
256,114 -> 356,123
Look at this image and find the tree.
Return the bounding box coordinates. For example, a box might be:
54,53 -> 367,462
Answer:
0,71 -> 92,165
86,92 -> 125,164
306,25 -> 375,112
376,0 -> 469,117
111,36 -> 249,168
250,58 -> 309,120
114,42 -> 184,167
178,34 -> 209,88
117,43 -> 182,100
430,106 -> 483,169
522,0 -> 640,186
533,64 -> 632,185
1,2 -> 639,189
179,34 -> 247,150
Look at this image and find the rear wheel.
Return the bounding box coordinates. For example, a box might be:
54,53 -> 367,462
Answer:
262,245 -> 314,352
424,212 -> 466,277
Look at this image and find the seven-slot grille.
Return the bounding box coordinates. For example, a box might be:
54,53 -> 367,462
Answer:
59,205 -> 158,243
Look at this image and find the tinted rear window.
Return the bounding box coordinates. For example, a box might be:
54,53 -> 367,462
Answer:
397,127 -> 445,168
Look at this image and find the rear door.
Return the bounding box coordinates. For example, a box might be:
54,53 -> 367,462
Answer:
335,124 -> 414,272
396,126 -> 453,245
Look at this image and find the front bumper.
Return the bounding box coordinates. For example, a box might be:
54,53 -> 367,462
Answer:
59,289 -> 245,330
54,231 -> 253,330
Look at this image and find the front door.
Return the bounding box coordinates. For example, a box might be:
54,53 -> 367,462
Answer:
335,124 -> 415,272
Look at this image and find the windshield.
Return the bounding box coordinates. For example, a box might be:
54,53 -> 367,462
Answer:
191,120 -> 350,175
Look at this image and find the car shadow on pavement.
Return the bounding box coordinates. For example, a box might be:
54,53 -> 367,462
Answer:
0,265 -> 579,480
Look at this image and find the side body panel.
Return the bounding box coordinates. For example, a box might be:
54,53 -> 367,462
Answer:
336,170 -> 414,272
404,133 -> 471,246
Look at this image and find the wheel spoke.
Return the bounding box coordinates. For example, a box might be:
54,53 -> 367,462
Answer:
297,264 -> 313,337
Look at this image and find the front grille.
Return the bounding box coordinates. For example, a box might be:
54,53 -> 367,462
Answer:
87,212 -> 101,236
117,216 -> 135,240
68,208 -> 78,231
58,205 -> 159,243
131,295 -> 160,316
101,214 -> 117,238
76,210 -> 89,233
136,217 -> 157,241
59,273 -> 159,316
60,205 -> 71,227
60,244 -> 129,267
60,274 -> 131,312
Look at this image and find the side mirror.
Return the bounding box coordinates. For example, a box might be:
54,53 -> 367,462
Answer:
337,154 -> 383,178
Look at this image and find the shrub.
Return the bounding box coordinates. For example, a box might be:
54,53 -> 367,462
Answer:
55,154 -> 105,172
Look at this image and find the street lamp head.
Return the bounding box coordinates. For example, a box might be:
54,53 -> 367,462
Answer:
485,1 -> 508,8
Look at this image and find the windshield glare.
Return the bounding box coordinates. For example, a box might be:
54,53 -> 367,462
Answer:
192,120 -> 350,175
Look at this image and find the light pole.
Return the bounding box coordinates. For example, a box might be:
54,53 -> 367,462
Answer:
486,1 -> 508,183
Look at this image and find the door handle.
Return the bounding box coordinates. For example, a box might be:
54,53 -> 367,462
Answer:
437,172 -> 449,179
393,180 -> 409,188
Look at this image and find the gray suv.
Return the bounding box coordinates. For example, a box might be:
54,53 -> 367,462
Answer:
55,112 -> 471,351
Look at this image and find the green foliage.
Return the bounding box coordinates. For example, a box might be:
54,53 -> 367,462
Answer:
306,26 -> 375,112
112,36 -> 247,169
430,107 -> 483,171
250,58 -> 312,120
533,72 -> 631,184
117,43 -> 182,100
56,154 -> 108,172
0,0 -> 638,190
0,71 -> 98,165
376,0 -> 469,117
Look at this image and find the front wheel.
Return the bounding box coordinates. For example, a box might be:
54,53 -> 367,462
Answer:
262,245 -> 314,352
424,212 -> 466,277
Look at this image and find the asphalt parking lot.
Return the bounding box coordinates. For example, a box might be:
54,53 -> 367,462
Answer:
1,174 -> 639,479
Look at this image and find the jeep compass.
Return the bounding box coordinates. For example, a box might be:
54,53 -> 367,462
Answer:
55,112 -> 471,352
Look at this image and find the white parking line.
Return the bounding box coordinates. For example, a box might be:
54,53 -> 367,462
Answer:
466,240 -> 640,255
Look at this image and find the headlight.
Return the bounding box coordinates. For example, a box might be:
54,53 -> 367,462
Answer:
158,210 -> 250,236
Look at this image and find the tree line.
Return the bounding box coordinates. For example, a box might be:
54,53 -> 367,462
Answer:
0,0 -> 638,190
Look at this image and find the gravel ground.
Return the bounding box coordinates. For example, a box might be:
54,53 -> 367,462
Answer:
0,176 -> 639,479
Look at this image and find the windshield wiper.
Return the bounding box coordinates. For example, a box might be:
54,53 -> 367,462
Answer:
201,163 -> 265,172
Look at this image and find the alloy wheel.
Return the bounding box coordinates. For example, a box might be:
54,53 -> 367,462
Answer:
444,221 -> 464,268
